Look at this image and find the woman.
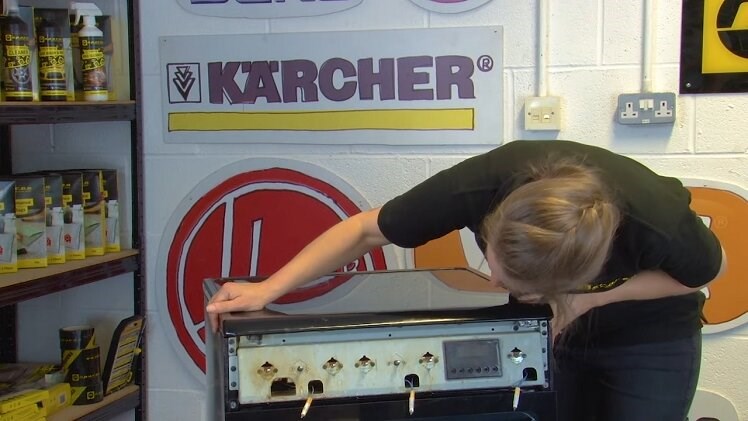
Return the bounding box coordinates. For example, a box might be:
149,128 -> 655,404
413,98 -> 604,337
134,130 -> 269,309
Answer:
207,140 -> 725,421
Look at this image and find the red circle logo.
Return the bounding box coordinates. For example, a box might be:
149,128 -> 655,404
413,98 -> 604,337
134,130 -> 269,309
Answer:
163,166 -> 388,374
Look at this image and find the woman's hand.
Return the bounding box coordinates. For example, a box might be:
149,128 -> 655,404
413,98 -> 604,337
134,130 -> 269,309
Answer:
204,208 -> 390,333
205,281 -> 281,332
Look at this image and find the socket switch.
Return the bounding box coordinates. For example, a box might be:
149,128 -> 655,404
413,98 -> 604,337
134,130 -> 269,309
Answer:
616,92 -> 676,125
525,96 -> 562,131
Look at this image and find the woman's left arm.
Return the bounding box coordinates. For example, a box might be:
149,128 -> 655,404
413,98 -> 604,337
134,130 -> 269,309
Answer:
556,247 -> 727,332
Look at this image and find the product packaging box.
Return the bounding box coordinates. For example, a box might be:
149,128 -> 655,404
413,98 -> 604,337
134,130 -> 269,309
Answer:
4,176 -> 46,268
69,14 -> 113,101
33,8 -> 75,101
41,174 -> 65,264
16,172 -> 65,264
0,181 -> 17,273
102,315 -> 144,396
0,389 -> 47,415
59,172 -> 85,260
0,5 -> 39,102
0,401 -> 42,421
101,169 -> 119,252
79,170 -> 105,256
40,382 -> 70,416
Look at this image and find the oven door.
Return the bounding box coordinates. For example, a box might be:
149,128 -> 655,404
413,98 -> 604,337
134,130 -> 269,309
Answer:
225,390 -> 556,421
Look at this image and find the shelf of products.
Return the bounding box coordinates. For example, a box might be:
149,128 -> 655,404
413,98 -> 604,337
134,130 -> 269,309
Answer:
0,0 -> 145,419
0,249 -> 139,307
0,101 -> 136,125
48,385 -> 140,421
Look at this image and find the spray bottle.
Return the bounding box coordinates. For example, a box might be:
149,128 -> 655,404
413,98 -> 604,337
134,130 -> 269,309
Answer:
1,0 -> 33,101
70,2 -> 107,101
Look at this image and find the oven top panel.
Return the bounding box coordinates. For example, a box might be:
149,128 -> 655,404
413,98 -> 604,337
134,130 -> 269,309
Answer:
204,269 -> 552,336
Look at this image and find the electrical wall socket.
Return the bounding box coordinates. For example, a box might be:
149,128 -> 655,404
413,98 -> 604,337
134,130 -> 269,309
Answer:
525,96 -> 562,131
616,92 -> 676,125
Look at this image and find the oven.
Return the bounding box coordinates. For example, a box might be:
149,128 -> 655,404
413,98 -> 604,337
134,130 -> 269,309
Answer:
205,269 -> 556,420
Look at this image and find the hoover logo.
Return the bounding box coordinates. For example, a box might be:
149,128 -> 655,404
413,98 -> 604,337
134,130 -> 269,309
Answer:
177,0 -> 363,18
409,0 -> 495,13
167,63 -> 201,103
157,160 -> 390,377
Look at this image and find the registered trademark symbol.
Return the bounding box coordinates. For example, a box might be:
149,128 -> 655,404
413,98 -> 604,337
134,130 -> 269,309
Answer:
477,55 -> 494,72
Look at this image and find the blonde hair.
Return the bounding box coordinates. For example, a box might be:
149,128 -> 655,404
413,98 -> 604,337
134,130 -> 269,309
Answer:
481,157 -> 621,303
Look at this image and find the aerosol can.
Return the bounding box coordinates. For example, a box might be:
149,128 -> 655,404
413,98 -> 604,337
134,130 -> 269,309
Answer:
70,2 -> 107,101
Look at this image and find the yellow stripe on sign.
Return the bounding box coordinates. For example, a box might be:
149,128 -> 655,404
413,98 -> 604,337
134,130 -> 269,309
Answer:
168,109 -> 475,132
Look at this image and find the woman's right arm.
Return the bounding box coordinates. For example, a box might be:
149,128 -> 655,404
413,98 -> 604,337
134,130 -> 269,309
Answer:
206,207 -> 390,330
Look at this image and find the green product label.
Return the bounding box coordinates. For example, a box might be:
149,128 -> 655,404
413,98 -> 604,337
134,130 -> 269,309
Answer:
79,36 -> 107,93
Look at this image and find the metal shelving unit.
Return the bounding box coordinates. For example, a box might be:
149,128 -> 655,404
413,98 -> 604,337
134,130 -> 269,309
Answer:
0,0 -> 145,418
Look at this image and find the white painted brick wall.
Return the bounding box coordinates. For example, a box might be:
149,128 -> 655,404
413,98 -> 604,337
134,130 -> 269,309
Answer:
10,0 -> 747,419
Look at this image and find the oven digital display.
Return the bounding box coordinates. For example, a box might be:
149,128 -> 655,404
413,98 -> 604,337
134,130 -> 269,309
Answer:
443,339 -> 502,380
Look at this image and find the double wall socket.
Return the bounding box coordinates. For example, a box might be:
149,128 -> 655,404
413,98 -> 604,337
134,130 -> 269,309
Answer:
616,92 -> 676,125
524,96 -> 562,131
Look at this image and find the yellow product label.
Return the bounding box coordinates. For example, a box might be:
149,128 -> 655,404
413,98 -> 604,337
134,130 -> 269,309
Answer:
0,403 -> 41,421
0,390 -> 49,414
83,192 -> 90,201
62,194 -> 72,203
17,257 -> 47,269
15,205 -> 27,215
105,243 -> 121,253
41,383 -> 70,416
44,197 -> 51,206
0,203 -> 4,211
2,46 -> 30,69
3,92 -> 32,99
0,264 -> 17,274
65,249 -> 86,260
47,252 -> 65,265
15,199 -> 33,206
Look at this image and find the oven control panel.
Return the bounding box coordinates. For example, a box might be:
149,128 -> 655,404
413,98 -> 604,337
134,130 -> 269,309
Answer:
230,320 -> 549,405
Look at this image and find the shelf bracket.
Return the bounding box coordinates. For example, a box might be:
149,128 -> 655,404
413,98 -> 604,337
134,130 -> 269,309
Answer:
0,304 -> 17,362
0,125 -> 11,175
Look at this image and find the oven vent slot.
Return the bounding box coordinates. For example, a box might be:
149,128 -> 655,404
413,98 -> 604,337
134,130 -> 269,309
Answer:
308,380 -> 324,395
270,377 -> 297,397
404,373 -> 420,388
522,367 -> 538,381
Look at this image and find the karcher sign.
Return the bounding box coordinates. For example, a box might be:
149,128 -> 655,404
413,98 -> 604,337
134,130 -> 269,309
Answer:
160,26 -> 504,144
